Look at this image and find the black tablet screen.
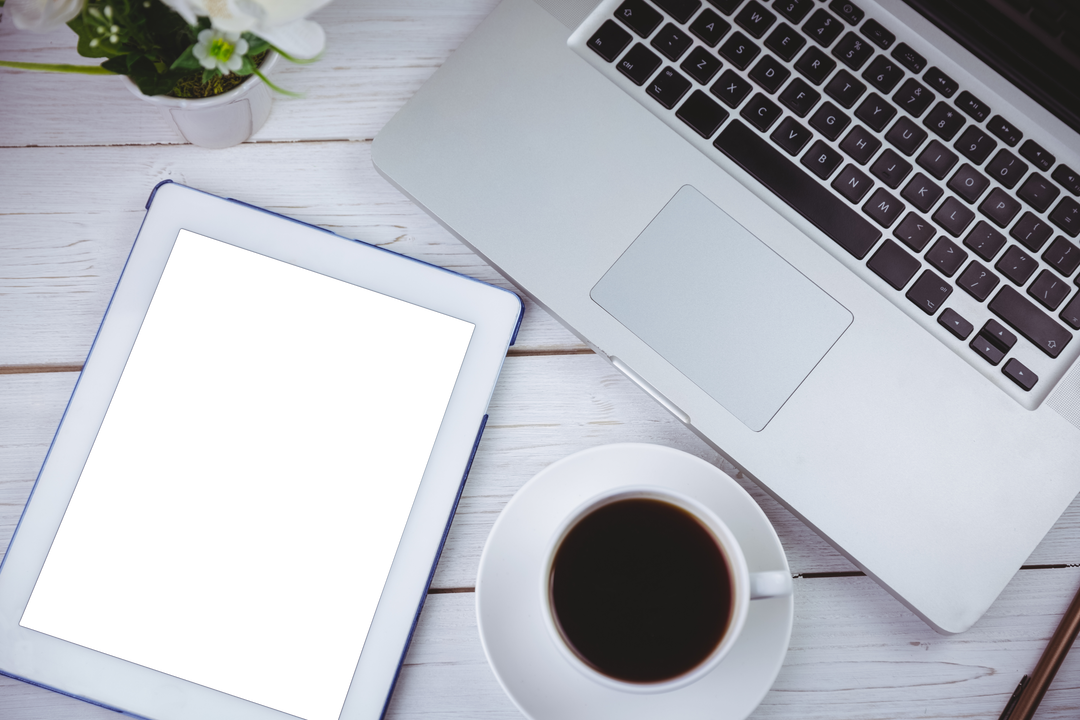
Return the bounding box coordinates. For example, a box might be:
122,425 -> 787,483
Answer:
21,230 -> 474,720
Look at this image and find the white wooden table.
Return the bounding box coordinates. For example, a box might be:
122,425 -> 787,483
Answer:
2,2 -> 1080,718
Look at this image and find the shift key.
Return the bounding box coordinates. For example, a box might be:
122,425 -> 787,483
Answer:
988,286 -> 1072,358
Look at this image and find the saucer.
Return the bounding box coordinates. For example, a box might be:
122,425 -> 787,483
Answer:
476,444 -> 793,720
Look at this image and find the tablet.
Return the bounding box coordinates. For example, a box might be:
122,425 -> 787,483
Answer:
0,182 -> 523,720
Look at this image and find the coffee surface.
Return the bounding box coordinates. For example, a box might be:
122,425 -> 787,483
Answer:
550,498 -> 732,683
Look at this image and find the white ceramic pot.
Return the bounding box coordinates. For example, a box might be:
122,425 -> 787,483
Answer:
122,51 -> 280,149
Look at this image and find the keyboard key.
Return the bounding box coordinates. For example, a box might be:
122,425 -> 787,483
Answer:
1052,165 -> 1080,196
773,0 -> 814,23
764,22 -> 805,60
770,115 -> 813,154
970,333 -> 1006,365
718,31 -> 761,68
651,23 -> 694,60
923,102 -> 965,141
859,18 -> 895,49
984,318 -> 1017,350
1028,269 -> 1071,310
618,43 -> 664,85
978,188 -> 1021,228
690,9 -> 732,46
741,92 -> 783,130
906,269 -> 952,315
868,238 -> 921,289
884,116 -> 927,157
855,93 -> 896,132
862,55 -> 905,93
588,20 -> 632,62
832,163 -> 874,202
708,0 -> 743,14
863,187 -> 905,227
713,119 -> 882,257
892,78 -> 934,117
1017,173 -> 1061,213
803,9 -> 844,46
957,260 -> 1000,302
917,140 -> 959,180
802,139 -> 844,179
890,42 -> 926,73
1049,197 -> 1080,238
901,173 -> 943,213
871,148 -> 912,189
1010,212 -> 1053,252
1002,358 -> 1038,391
964,221 -> 1007,261
794,46 -> 836,84
829,0 -> 864,24
616,0 -> 664,37
997,245 -> 1039,285
681,46 -> 723,84
1043,236 -> 1080,277
710,69 -> 754,107
923,67 -> 958,97
809,101 -> 849,139
955,90 -> 991,122
832,32 -> 873,70
735,1 -> 777,37
1061,292 -> 1080,330
749,54 -> 790,93
939,307 -> 974,339
953,126 -> 997,164
779,77 -> 821,117
654,0 -> 702,23
1019,139 -> 1055,172
987,115 -> 1022,147
839,124 -> 880,164
677,90 -> 729,136
989,285 -> 1072,357
824,69 -> 866,108
985,150 -> 1028,190
647,66 -> 693,108
948,164 -> 990,204
895,212 -> 936,251
926,236 -> 967,276
934,196 -> 976,236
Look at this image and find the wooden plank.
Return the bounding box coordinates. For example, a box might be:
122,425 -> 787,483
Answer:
0,0 -> 499,147
6,570 -> 1078,720
0,141 -> 587,366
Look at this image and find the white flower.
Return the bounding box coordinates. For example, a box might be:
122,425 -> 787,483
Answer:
192,28 -> 249,74
7,0 -> 85,32
159,0 -> 331,58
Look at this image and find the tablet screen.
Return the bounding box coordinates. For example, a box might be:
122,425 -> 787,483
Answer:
20,230 -> 475,720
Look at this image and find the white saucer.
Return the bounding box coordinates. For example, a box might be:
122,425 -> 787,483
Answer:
475,443 -> 793,720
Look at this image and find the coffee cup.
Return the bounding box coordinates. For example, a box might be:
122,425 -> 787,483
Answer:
540,485 -> 791,693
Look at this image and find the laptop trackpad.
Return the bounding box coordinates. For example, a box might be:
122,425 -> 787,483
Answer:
591,186 -> 852,431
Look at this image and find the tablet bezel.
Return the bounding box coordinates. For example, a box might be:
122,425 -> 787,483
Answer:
0,182 -> 522,720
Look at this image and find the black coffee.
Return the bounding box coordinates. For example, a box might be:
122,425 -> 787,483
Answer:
549,497 -> 732,683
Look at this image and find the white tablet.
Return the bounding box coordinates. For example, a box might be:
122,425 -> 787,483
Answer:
0,182 -> 522,720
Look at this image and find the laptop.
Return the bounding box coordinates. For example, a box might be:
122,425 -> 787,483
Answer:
372,0 -> 1080,634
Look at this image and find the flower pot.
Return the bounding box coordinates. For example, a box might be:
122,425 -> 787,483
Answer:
122,51 -> 280,149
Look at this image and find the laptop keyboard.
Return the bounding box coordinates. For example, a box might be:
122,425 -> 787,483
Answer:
573,0 -> 1080,402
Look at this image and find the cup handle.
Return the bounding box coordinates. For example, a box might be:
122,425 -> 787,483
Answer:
749,570 -> 793,600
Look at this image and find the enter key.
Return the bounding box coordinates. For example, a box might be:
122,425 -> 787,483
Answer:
988,286 -> 1072,358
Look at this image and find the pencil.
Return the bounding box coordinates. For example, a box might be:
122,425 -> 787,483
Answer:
1000,576 -> 1080,720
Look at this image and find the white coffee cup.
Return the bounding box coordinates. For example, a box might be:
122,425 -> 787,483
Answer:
540,483 -> 794,690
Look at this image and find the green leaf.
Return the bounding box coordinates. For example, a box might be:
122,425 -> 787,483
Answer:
245,36 -> 271,56
100,56 -> 129,75
68,15 -> 124,59
202,67 -> 219,84
170,45 -> 202,71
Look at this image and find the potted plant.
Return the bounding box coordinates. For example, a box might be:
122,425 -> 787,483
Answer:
1,0 -> 332,147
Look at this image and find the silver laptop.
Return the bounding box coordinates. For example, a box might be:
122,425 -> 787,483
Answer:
372,0 -> 1080,633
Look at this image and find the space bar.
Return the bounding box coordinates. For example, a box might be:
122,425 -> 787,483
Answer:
713,120 -> 881,259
